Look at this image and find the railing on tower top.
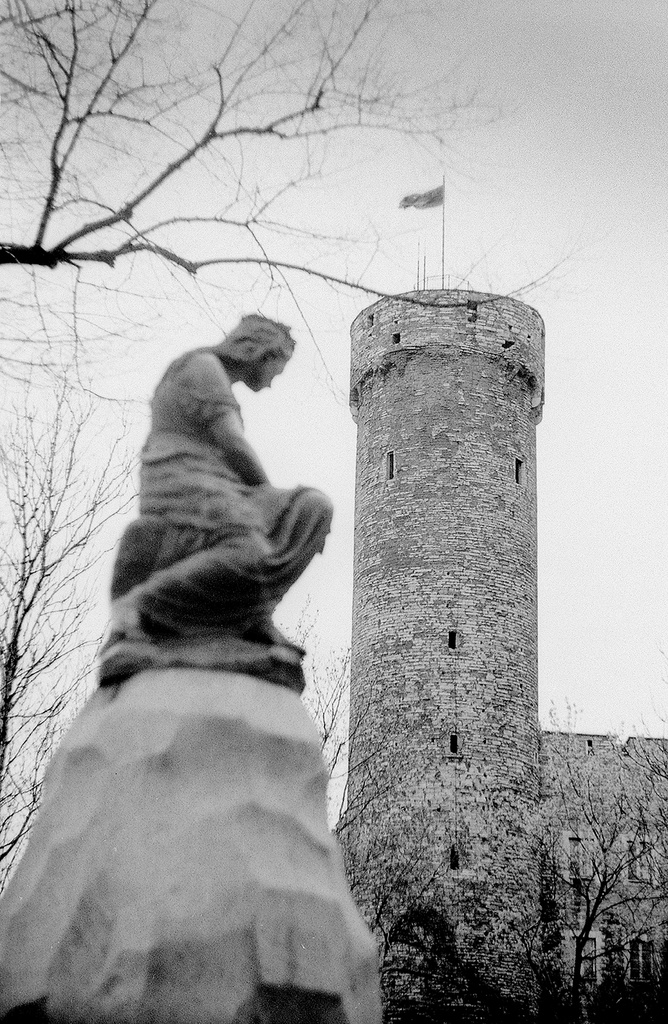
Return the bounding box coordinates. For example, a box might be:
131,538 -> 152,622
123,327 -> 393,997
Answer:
418,274 -> 473,291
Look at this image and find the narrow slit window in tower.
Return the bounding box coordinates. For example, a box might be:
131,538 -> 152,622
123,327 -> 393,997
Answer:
391,332 -> 401,345
450,845 -> 459,870
367,313 -> 374,327
514,457 -> 526,485
386,450 -> 395,480
450,733 -> 458,754
448,630 -> 457,649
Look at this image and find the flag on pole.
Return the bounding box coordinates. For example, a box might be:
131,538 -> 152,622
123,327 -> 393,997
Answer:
399,184 -> 444,209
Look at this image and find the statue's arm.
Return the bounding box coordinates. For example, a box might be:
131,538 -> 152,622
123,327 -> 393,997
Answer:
208,414 -> 269,486
175,351 -> 270,486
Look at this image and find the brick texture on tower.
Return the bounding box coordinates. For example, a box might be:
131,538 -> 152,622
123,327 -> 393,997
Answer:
346,289 -> 546,1017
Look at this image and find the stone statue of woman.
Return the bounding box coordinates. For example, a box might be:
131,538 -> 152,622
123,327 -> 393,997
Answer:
0,315 -> 381,1023
99,315 -> 333,691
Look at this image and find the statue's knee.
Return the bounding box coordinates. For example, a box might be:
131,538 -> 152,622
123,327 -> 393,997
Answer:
316,491 -> 334,531
307,488 -> 334,522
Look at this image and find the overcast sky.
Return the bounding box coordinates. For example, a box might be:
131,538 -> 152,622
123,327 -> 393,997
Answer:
95,0 -> 668,737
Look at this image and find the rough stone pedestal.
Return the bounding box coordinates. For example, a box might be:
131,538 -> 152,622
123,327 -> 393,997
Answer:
0,670 -> 381,1024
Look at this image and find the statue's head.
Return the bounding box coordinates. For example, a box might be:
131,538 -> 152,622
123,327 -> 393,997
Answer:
217,315 -> 295,364
215,315 -> 296,391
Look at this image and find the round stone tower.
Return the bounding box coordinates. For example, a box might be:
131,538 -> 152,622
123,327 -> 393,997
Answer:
347,289 -> 545,1015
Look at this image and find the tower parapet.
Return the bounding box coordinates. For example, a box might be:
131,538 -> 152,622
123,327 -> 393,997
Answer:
351,290 -> 544,423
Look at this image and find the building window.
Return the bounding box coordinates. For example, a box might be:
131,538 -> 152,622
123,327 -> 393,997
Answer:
368,313 -> 375,327
571,877 -> 584,918
391,332 -> 400,345
386,450 -> 395,480
569,836 -> 591,879
467,300 -> 478,323
450,733 -> 458,754
514,457 -> 526,485
581,938 -> 597,984
586,738 -> 594,755
450,844 -> 459,870
630,938 -> 653,982
448,630 -> 457,649
569,835 -> 592,919
628,842 -> 652,882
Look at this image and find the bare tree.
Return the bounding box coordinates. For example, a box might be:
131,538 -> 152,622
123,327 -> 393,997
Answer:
527,731 -> 668,1023
623,662 -> 668,846
0,378 -> 130,888
0,0 -> 479,374
342,797 -> 447,968
301,642 -> 350,822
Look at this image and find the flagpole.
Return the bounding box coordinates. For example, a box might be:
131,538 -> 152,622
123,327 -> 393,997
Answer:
441,173 -> 445,289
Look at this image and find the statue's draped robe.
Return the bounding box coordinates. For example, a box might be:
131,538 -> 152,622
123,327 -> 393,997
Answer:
111,348 -> 332,636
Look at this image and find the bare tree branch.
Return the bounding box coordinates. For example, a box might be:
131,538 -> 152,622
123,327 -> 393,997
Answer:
521,730 -> 668,1022
0,0 -> 484,376
0,376 -> 131,888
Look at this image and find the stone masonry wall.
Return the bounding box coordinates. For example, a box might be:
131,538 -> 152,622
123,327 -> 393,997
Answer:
348,290 -> 545,1011
539,731 -> 668,1007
